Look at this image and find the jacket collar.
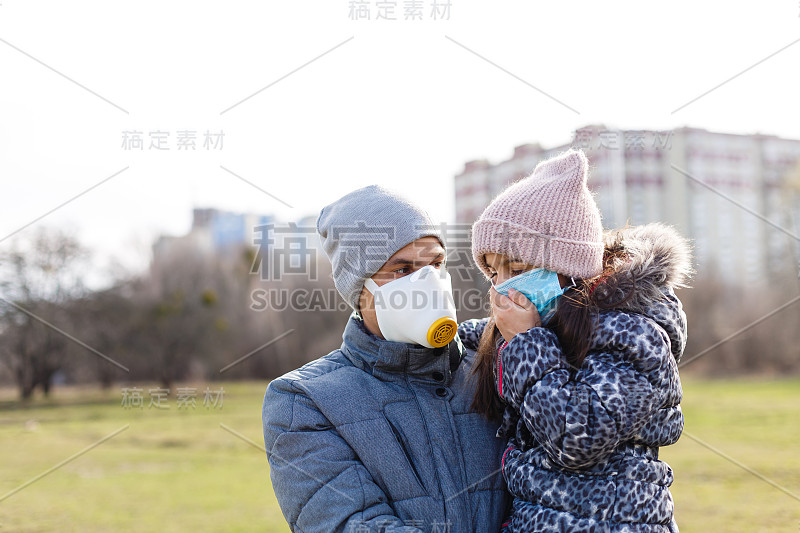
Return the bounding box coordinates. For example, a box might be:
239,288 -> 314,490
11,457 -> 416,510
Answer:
340,313 -> 463,382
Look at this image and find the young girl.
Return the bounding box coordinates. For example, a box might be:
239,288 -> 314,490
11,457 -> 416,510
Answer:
459,149 -> 691,532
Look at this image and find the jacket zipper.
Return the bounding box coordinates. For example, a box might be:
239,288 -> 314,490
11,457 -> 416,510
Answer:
497,340 -> 508,396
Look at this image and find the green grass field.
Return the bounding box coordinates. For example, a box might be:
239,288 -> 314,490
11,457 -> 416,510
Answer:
0,377 -> 798,532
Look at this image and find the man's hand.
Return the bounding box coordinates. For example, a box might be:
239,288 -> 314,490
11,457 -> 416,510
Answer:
490,286 -> 541,342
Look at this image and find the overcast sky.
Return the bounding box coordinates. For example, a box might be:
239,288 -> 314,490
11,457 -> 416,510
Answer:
1,1 -> 799,282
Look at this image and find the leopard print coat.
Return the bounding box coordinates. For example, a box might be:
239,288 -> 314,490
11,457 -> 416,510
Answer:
459,223 -> 691,532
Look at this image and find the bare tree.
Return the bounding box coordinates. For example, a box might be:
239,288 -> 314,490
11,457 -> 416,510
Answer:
0,228 -> 89,399
135,238 -> 226,389
67,283 -> 139,389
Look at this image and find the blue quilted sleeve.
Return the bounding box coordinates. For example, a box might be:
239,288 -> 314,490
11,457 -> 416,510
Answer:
263,378 -> 425,532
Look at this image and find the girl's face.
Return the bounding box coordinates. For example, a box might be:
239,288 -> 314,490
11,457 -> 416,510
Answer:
483,253 -> 533,285
483,253 -> 572,288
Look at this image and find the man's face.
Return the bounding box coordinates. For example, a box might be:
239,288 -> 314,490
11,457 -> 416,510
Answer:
358,236 -> 445,339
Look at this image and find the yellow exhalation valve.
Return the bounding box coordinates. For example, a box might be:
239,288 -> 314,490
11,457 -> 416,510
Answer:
426,317 -> 457,348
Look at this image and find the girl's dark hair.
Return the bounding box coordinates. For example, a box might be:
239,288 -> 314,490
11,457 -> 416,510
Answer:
470,240 -> 633,421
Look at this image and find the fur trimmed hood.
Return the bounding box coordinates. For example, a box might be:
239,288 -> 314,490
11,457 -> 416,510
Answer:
595,223 -> 693,314
589,223 -> 692,363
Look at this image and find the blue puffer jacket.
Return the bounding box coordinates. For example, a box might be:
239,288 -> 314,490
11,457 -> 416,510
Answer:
459,223 -> 691,533
262,313 -> 509,533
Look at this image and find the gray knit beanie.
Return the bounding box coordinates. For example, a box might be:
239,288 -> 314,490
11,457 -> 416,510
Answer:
317,185 -> 444,311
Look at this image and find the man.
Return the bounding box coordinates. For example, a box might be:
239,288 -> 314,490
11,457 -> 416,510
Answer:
262,185 -> 509,532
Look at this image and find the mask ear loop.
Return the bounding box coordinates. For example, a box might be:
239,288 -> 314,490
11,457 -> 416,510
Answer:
357,278 -> 380,320
363,277 -> 380,294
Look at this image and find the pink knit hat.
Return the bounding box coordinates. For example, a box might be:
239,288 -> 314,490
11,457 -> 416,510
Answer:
471,149 -> 604,280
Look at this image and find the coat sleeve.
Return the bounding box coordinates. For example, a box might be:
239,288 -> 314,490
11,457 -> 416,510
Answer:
457,317 -> 490,352
498,311 -> 678,470
263,378 -> 423,533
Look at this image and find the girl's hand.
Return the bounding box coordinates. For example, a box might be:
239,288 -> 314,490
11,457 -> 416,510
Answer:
490,286 -> 541,342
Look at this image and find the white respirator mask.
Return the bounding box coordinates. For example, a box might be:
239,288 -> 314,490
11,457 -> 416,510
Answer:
363,265 -> 458,348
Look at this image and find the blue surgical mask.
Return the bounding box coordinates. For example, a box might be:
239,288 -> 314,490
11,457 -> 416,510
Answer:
493,268 -> 569,325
